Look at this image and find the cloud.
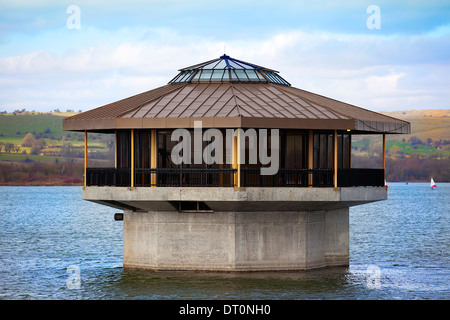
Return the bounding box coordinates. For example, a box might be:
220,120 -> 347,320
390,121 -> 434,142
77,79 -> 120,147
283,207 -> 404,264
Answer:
0,24 -> 449,112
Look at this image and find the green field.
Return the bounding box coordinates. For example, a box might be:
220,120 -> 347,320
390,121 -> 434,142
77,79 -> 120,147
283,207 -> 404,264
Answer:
0,114 -> 69,138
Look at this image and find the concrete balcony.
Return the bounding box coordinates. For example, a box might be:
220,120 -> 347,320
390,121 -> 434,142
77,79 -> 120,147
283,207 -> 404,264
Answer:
83,185 -> 386,212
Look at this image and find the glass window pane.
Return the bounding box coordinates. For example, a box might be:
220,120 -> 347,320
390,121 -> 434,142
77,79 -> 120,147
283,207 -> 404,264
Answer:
213,60 -> 228,69
327,134 -> 333,169
266,72 -> 277,82
256,71 -> 266,80
199,70 -> 213,80
211,69 -> 225,81
343,134 -> 350,168
313,134 -> 320,169
230,70 -> 239,81
286,135 -> 295,168
245,70 -> 260,81
191,70 -> 201,81
200,60 -> 221,69
234,69 -> 249,81
319,134 -> 327,168
227,60 -> 243,69
179,71 -> 191,82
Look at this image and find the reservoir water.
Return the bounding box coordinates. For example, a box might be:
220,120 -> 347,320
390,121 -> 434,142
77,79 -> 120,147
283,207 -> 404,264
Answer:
0,183 -> 448,300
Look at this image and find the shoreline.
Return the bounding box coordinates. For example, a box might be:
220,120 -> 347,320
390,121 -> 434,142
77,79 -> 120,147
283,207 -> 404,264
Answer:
0,181 -> 444,187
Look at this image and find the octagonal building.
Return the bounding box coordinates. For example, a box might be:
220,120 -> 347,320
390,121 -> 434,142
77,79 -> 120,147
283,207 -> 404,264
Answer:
63,55 -> 410,271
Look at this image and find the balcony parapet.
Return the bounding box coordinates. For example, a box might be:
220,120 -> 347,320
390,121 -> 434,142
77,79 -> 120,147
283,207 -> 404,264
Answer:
86,167 -> 384,188
83,184 -> 387,212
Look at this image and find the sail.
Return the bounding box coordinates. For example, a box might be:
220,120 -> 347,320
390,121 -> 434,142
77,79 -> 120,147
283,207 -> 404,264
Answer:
431,177 -> 437,189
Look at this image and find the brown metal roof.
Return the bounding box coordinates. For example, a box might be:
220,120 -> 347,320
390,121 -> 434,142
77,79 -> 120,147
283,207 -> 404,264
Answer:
63,82 -> 410,134
63,55 -> 410,134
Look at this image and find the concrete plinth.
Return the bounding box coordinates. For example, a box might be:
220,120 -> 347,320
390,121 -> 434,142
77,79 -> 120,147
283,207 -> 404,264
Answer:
83,186 -> 385,271
123,208 -> 349,271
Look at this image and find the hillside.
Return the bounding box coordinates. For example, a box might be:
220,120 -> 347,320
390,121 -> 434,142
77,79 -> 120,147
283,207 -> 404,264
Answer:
0,112 -> 113,185
381,109 -> 450,142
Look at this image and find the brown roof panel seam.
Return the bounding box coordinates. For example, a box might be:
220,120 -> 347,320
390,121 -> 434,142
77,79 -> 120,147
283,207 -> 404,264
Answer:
122,83 -> 187,119
154,83 -> 200,118
261,84 -> 311,119
180,83 -> 223,118
278,85 -> 349,120
231,84 -> 278,118
247,84 -> 300,119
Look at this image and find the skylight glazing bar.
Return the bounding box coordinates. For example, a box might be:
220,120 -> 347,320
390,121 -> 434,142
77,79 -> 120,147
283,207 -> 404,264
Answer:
179,71 -> 192,82
232,60 -> 251,69
234,69 -> 248,81
244,70 -> 260,81
230,70 -> 239,81
192,70 -> 202,82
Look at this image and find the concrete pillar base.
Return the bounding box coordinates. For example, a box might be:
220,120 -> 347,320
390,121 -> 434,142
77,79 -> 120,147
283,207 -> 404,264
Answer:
123,208 -> 349,271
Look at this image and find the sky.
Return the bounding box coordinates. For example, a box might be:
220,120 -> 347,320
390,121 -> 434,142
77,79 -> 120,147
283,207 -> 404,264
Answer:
0,0 -> 449,112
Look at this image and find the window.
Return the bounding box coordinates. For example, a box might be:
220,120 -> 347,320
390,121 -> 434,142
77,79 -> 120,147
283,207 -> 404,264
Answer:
211,69 -> 226,81
116,131 -> 131,169
313,132 -> 350,169
134,131 -> 151,169
284,132 -> 306,169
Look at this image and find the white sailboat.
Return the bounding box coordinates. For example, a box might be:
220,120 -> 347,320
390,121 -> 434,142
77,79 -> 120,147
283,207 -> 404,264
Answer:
431,177 -> 437,189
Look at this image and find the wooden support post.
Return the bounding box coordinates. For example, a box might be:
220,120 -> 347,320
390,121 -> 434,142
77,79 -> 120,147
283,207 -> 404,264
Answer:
150,130 -> 157,187
334,130 -> 338,189
308,130 -> 313,187
131,129 -> 135,188
382,133 -> 386,170
383,133 -> 386,188
84,130 -> 87,188
233,130 -> 241,188
349,133 -> 352,168
237,130 -> 241,188
114,131 -> 117,169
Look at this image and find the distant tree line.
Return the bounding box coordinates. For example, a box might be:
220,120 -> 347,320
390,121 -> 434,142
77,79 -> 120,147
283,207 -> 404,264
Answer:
0,108 -> 82,114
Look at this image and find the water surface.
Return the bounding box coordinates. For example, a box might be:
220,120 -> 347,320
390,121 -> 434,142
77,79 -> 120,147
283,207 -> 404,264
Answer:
0,184 -> 448,300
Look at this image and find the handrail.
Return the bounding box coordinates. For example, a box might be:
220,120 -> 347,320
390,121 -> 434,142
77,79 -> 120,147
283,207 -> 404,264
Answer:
85,167 -> 385,188
135,168 -> 237,187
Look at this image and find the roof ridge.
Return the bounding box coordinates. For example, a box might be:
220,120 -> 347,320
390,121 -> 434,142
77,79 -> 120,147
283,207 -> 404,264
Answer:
229,83 -> 242,117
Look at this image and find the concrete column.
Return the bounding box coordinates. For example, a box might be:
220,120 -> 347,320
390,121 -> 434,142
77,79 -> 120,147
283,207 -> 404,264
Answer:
123,208 -> 349,271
